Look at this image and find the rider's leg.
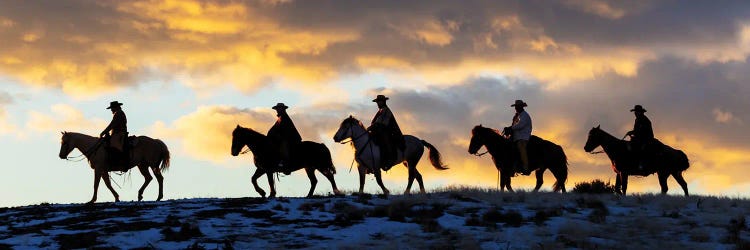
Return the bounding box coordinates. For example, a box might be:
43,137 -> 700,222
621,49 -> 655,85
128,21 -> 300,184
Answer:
517,140 -> 530,175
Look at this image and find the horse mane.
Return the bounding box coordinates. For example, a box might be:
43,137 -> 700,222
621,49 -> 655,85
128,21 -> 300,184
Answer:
591,126 -> 619,142
342,116 -> 365,129
472,125 -> 505,142
233,126 -> 266,139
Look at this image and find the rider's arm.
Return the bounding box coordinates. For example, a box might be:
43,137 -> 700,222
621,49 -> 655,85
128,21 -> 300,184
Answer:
100,122 -> 112,137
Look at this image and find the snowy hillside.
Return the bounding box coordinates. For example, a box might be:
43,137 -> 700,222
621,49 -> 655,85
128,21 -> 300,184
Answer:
1,188 -> 749,249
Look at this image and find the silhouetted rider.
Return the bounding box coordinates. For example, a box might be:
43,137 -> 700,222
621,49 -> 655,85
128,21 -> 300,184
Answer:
267,103 -> 302,172
504,100 -> 532,176
100,101 -> 128,165
625,105 -> 654,169
368,95 -> 405,168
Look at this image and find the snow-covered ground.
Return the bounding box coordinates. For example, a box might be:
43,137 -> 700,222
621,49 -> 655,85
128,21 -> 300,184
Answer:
1,188 -> 749,249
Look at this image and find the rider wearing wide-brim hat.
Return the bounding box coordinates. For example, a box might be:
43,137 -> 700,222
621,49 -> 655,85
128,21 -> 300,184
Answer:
625,105 -> 654,161
100,101 -> 128,153
506,99 -> 532,175
369,94 -> 404,168
267,102 -> 302,172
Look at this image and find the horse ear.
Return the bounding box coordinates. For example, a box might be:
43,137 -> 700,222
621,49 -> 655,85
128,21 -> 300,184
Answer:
596,125 -> 600,129
349,115 -> 353,118
479,124 -> 483,127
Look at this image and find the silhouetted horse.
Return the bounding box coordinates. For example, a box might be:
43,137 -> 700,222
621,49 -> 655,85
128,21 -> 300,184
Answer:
584,125 -> 690,196
231,125 -> 342,198
333,116 -> 448,195
59,132 -> 171,203
468,125 -> 568,192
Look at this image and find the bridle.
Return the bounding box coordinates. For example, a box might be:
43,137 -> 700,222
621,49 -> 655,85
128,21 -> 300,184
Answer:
337,121 -> 368,145
64,137 -> 105,162
470,131 -> 489,157
338,120 -> 376,172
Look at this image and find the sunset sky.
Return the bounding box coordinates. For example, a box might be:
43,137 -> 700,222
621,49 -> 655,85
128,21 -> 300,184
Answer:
1,0 -> 749,207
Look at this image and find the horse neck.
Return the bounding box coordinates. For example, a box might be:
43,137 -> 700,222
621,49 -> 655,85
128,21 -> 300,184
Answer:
70,133 -> 100,156
240,130 -> 267,153
597,129 -> 624,156
348,122 -> 371,152
482,130 -> 509,155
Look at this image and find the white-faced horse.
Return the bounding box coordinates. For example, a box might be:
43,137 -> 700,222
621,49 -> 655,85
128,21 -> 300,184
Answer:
59,132 -> 170,203
333,116 -> 448,195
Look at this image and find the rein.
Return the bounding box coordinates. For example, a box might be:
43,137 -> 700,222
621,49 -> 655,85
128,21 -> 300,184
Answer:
473,151 -> 489,157
66,138 -> 105,162
339,121 -> 376,172
588,133 -> 629,155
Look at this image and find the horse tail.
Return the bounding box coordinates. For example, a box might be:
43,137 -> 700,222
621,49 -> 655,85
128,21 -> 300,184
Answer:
319,142 -> 336,175
420,140 -> 448,170
157,139 -> 171,173
551,144 -> 568,192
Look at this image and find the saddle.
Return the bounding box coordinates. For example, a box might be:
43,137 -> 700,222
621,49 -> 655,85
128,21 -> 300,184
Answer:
368,124 -> 402,171
623,139 -> 669,175
104,134 -> 138,172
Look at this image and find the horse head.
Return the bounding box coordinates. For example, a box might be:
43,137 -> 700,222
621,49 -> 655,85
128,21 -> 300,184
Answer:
583,125 -> 602,152
333,115 -> 363,143
231,125 -> 248,156
469,125 -> 507,154
59,131 -> 74,159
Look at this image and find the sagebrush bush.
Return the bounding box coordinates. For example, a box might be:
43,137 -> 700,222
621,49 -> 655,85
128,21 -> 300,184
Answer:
572,179 -> 616,194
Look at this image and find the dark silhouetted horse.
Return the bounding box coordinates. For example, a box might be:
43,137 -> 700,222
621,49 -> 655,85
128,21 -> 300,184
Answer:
584,125 -> 690,196
231,125 -> 342,198
59,132 -> 171,203
333,116 -> 448,195
468,125 -> 568,192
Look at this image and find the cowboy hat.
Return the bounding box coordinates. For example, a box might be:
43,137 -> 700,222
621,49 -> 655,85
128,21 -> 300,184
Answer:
510,100 -> 527,107
630,105 -> 647,113
106,101 -> 123,109
372,94 -> 389,102
272,103 -> 289,110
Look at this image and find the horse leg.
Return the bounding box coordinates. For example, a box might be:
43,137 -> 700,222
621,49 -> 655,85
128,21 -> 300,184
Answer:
137,166 -> 152,202
89,171 -> 102,204
153,166 -> 164,201
373,169 -> 390,196
320,169 -> 342,195
250,168 -> 266,198
672,171 -> 689,196
305,168 -> 318,198
413,162 -> 426,194
658,171 -> 669,195
621,174 -> 629,195
266,171 -> 277,198
533,169 -> 545,192
503,173 -> 514,192
357,165 -> 366,194
614,174 -> 623,195
404,162 -> 414,195
101,172 -> 120,202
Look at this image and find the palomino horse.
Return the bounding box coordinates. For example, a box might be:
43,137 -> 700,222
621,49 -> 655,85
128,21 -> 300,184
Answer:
468,125 -> 568,192
333,116 -> 448,195
584,125 -> 690,196
231,125 -> 342,198
59,132 -> 171,203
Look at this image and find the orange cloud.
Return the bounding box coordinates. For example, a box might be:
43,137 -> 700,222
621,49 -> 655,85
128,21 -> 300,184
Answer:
26,104 -> 108,135
150,105 -> 275,163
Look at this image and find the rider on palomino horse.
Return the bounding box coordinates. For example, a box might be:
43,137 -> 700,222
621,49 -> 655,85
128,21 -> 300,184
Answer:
504,100 -> 533,176
267,103 -> 302,175
368,95 -> 405,170
625,105 -> 655,171
100,101 -> 129,169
